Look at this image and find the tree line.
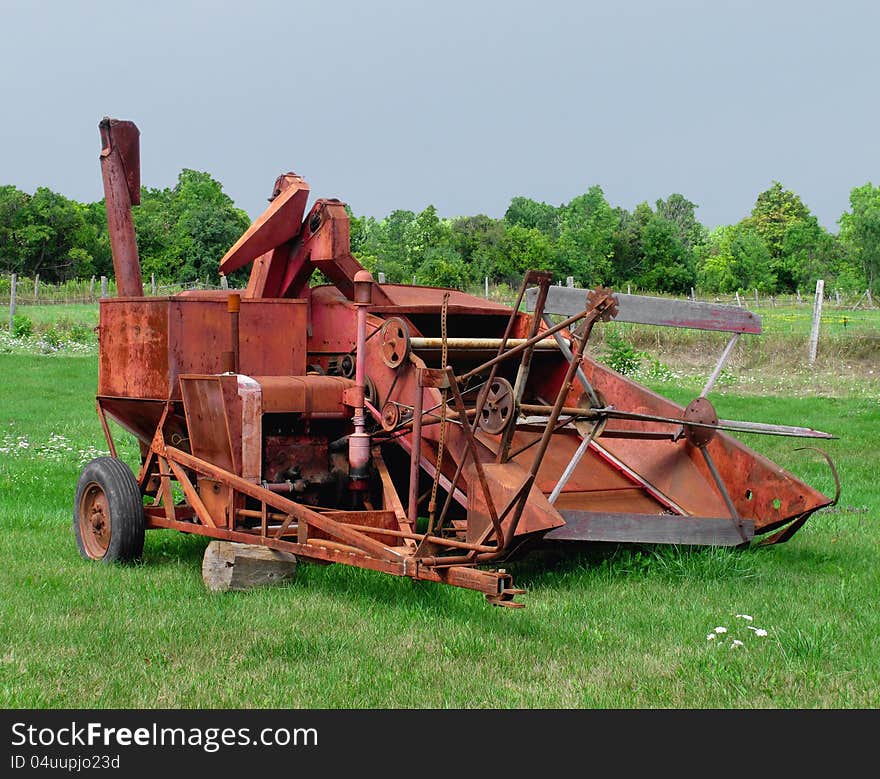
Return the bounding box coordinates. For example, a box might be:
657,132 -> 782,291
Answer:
1,171 -> 878,295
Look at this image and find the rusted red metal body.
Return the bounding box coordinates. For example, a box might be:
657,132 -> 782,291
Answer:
79,119 -> 838,607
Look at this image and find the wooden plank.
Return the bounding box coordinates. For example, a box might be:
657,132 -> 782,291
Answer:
544,510 -> 755,546
525,286 -> 762,334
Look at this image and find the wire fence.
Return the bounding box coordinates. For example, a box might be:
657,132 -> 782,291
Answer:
3,272 -> 878,348
0,274 -> 229,306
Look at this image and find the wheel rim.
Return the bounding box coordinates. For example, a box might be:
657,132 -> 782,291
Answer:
79,481 -> 111,558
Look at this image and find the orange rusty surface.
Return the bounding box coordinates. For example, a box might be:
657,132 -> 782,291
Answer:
464,461 -> 565,539
98,297 -> 308,401
526,338 -> 832,532
92,117 -> 836,604
179,374 -> 241,475
254,375 -> 355,416
218,175 -> 310,275
369,283 -> 514,315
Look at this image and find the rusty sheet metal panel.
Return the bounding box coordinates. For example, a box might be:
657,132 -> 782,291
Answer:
544,511 -> 755,546
98,299 -> 170,399
307,292 -> 360,353
254,375 -> 354,415
98,297 -> 308,401
465,461 -> 565,540
167,297 -> 230,388
179,374 -> 242,475
238,299 -> 307,377
219,175 -> 310,275
366,284 -> 514,316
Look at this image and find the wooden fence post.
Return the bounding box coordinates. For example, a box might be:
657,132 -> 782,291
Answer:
754,289 -> 759,304
868,289 -> 875,308
735,291 -> 742,307
484,276 -> 488,298
566,276 -> 574,288
835,289 -> 841,306
808,279 -> 824,365
33,273 -> 39,300
377,272 -> 386,284
8,273 -> 16,334
100,276 -> 107,298
151,273 -> 157,295
220,275 -> 228,290
89,275 -> 96,300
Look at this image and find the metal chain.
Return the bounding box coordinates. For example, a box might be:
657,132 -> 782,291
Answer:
427,291 -> 450,532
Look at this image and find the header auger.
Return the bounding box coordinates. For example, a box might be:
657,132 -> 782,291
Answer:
75,118 -> 839,607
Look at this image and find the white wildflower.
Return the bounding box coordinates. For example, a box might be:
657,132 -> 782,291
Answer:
730,639 -> 744,648
735,614 -> 753,621
707,633 -> 716,641
747,627 -> 768,637
714,626 -> 727,634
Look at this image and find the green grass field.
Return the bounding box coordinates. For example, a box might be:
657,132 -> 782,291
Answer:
0,349 -> 877,709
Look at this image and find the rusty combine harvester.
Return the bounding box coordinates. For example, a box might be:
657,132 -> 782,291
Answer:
74,118 -> 839,607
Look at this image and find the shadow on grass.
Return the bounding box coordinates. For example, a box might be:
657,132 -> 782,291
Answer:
143,529 -> 210,567
136,526 -> 766,620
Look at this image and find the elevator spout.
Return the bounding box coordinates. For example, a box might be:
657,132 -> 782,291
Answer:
99,117 -> 143,297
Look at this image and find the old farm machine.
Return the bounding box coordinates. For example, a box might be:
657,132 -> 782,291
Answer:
74,118 -> 839,607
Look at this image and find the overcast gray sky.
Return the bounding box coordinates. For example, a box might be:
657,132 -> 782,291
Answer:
1,0 -> 877,231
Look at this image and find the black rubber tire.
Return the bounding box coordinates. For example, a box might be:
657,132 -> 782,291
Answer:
74,456 -> 145,563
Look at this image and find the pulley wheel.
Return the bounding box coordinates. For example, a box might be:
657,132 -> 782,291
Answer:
478,377 -> 515,435
381,402 -> 401,432
340,354 -> 355,378
364,376 -> 378,408
380,317 -> 411,368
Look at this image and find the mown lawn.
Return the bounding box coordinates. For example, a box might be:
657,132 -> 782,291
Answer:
0,353 -> 877,708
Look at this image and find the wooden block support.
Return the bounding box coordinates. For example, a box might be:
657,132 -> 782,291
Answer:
202,540 -> 297,592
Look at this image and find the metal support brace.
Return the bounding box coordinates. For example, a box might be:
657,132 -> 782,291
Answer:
701,332 -> 739,397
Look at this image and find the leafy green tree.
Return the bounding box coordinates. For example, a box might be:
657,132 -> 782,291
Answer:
449,214 -> 507,283
611,201 -> 653,286
0,185 -> 32,274
504,196 -> 559,237
0,187 -> 98,281
744,181 -> 814,290
404,205 -> 449,267
557,186 -> 616,285
697,224 -> 775,293
839,183 -> 880,293
779,216 -> 842,292
637,214 -> 695,293
414,247 -> 470,289
374,209 -> 415,281
655,193 -> 706,250
132,186 -> 176,281
495,224 -> 556,282
169,170 -> 251,282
